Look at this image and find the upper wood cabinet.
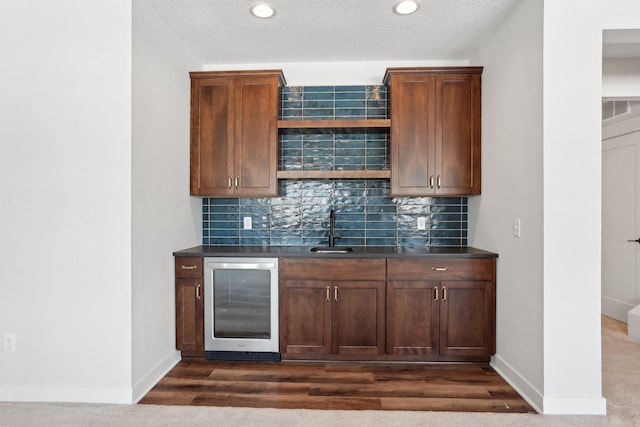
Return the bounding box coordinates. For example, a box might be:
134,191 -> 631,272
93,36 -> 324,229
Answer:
384,67 -> 482,196
190,70 -> 285,197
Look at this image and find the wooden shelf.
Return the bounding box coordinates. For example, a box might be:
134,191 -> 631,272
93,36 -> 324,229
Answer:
277,170 -> 391,180
277,119 -> 390,180
277,119 -> 390,129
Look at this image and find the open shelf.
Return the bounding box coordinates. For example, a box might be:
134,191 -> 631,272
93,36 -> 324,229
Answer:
277,119 -> 391,180
277,170 -> 391,180
277,119 -> 390,129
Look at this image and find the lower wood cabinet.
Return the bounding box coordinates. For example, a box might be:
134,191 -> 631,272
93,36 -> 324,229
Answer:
174,257 -> 204,354
279,258 -> 386,360
174,254 -> 496,363
386,258 -> 496,361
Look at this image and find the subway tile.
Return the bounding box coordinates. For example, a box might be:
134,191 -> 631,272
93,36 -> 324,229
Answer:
366,237 -> 397,246
340,237 -> 366,247
208,237 -> 240,245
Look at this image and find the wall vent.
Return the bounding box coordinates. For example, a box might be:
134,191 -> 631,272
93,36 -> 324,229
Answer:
603,100 -> 630,121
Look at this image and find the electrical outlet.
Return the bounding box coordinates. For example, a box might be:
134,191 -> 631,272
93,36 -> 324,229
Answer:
4,333 -> 15,352
417,217 -> 426,230
243,216 -> 252,230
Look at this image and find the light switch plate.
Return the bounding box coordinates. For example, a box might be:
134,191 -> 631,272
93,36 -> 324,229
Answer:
4,334 -> 15,352
513,218 -> 521,238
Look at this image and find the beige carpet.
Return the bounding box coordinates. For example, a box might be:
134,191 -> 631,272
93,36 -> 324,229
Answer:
0,316 -> 638,426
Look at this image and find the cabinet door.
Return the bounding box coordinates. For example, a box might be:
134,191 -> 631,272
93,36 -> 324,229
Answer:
190,77 -> 235,196
279,280 -> 332,355
332,281 -> 386,356
386,280 -> 439,356
175,278 -> 204,352
234,77 -> 279,196
389,73 -> 437,196
439,280 -> 495,357
436,73 -> 481,195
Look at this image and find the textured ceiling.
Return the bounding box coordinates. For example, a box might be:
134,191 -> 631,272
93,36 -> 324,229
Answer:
145,0 -> 523,64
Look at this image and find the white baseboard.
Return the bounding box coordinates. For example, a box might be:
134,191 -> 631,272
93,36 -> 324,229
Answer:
629,304 -> 640,342
492,354 -> 607,415
542,396 -> 607,415
0,384 -> 131,404
132,349 -> 181,403
491,354 -> 543,413
602,296 -> 634,323
0,350 -> 181,404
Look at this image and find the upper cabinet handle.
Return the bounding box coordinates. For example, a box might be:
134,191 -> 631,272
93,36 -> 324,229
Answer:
181,265 -> 198,270
235,176 -> 239,188
432,267 -> 448,272
437,175 -> 441,188
228,177 -> 232,189
429,176 -> 434,188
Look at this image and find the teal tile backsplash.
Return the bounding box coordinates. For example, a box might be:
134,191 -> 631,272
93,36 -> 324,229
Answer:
201,84 -> 468,247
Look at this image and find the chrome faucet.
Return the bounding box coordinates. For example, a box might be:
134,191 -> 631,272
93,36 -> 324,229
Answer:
328,209 -> 342,247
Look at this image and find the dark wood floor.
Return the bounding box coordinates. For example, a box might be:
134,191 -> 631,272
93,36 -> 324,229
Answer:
139,360 -> 536,413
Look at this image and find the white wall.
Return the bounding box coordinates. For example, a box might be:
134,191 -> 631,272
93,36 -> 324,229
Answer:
468,0 -> 545,412
0,1 -> 133,402
539,0 -> 640,415
471,0 -> 640,415
603,58 -> 640,98
131,0 -> 202,401
202,60 -> 468,86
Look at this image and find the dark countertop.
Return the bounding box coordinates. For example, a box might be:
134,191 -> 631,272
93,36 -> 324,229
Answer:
173,245 -> 498,258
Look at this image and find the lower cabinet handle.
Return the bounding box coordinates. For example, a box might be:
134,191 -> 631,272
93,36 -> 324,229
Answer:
326,286 -> 330,301
181,265 -> 198,270
434,286 -> 439,302
195,284 -> 202,300
432,267 -> 448,272
443,287 -> 447,301
334,286 -> 338,301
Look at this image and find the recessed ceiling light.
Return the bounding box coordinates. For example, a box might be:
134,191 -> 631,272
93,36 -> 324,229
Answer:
250,2 -> 276,19
393,0 -> 420,15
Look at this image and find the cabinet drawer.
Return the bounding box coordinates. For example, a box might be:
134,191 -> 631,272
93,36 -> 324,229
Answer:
280,258 -> 386,281
175,257 -> 203,278
387,258 -> 495,281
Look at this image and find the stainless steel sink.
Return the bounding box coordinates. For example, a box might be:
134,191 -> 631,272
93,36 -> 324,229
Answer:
310,247 -> 354,254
